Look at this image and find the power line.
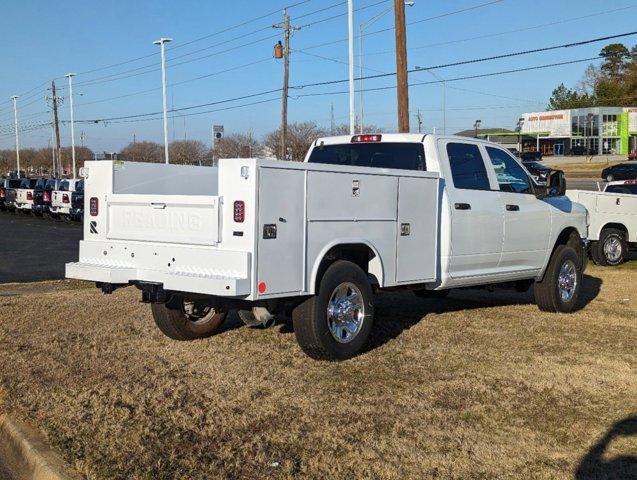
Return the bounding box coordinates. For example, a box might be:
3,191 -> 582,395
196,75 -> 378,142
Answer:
73,30 -> 632,125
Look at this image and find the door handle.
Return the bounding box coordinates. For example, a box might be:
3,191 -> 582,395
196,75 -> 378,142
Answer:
506,204 -> 520,211
454,203 -> 471,210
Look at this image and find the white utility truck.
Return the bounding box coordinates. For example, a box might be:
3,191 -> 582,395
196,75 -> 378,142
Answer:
67,134 -> 588,360
567,180 -> 637,266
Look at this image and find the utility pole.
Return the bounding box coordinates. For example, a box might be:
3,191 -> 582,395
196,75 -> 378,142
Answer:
274,10 -> 300,160
416,109 -> 423,134
51,81 -> 62,177
10,95 -> 20,176
394,0 -> 410,132
80,130 -> 85,147
330,103 -> 335,135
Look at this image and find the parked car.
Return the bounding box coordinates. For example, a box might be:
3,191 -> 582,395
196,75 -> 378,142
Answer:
601,163 -> 637,182
67,134 -> 587,361
70,179 -> 84,222
0,178 -> 22,211
568,181 -> 636,266
522,160 -> 554,183
520,151 -> 543,162
571,145 -> 597,156
14,178 -> 39,214
50,179 -> 82,220
33,178 -> 62,216
507,148 -> 521,158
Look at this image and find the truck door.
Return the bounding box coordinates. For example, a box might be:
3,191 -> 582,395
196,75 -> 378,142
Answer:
484,146 -> 551,273
442,141 -> 504,278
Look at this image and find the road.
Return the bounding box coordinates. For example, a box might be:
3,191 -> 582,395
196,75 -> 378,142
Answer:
0,213 -> 82,284
566,177 -> 603,191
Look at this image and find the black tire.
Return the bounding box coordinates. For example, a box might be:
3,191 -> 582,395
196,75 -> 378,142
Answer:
593,228 -> 627,266
534,245 -> 582,313
151,299 -> 227,341
293,260 -> 374,361
413,288 -> 450,299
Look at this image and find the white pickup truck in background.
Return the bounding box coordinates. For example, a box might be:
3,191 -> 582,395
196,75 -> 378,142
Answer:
50,179 -> 83,220
567,179 -> 637,266
67,134 -> 588,360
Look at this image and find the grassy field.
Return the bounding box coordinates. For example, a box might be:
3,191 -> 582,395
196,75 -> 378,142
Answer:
0,265 -> 635,479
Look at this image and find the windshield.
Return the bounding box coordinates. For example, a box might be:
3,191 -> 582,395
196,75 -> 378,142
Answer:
35,179 -> 47,189
45,179 -> 58,190
308,142 -> 426,171
75,180 -> 84,192
59,180 -> 70,191
20,178 -> 37,188
8,179 -> 21,188
524,161 -> 546,170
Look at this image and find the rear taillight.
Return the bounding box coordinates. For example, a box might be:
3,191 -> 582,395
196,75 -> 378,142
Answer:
0,188 -> 5,199
43,191 -> 51,202
27,191 -> 33,200
351,134 -> 382,143
63,194 -> 70,204
625,180 -> 637,185
90,197 -> 98,216
233,201 -> 245,223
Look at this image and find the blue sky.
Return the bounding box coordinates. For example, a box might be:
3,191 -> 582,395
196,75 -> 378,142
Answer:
0,0 -> 633,152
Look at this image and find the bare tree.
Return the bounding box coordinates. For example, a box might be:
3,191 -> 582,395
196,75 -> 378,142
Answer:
331,123 -> 384,135
169,140 -> 209,165
213,133 -> 262,160
264,121 -> 327,161
120,141 -> 163,163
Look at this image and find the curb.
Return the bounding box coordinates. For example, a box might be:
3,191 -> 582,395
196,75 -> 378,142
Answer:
0,414 -> 82,480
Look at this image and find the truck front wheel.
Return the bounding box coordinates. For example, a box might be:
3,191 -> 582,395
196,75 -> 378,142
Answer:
293,260 -> 374,360
534,245 -> 582,313
151,299 -> 227,341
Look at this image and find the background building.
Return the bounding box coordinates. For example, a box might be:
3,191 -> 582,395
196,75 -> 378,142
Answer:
521,107 -> 637,156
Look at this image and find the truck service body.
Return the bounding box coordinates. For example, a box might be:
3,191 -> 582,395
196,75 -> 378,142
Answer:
568,180 -> 637,266
67,134 -> 588,359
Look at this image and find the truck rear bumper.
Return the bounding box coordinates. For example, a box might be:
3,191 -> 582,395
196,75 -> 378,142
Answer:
65,240 -> 252,297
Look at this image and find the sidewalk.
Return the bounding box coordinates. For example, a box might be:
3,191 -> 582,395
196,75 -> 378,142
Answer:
542,154 -> 628,166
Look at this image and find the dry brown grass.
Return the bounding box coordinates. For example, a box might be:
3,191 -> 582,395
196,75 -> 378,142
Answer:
0,266 -> 635,480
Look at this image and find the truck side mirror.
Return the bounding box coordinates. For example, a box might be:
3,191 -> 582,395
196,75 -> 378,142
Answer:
548,170 -> 566,197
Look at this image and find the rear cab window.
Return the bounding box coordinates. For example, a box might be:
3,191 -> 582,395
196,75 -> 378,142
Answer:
308,142 -> 426,171
605,184 -> 637,194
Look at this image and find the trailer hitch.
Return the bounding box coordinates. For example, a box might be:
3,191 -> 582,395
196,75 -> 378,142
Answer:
134,281 -> 168,304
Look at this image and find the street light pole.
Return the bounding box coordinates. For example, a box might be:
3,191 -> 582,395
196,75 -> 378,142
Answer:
65,73 -> 77,178
154,37 -> 172,164
348,0 -> 355,135
10,95 -> 20,176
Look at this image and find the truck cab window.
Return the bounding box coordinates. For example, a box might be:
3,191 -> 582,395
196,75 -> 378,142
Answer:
486,147 -> 532,194
308,143 -> 425,171
446,142 -> 490,191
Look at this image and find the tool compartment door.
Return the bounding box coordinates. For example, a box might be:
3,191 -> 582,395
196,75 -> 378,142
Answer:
256,168 -> 305,296
395,176 -> 438,283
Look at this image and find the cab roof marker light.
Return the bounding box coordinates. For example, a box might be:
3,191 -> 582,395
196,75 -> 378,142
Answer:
351,134 -> 382,143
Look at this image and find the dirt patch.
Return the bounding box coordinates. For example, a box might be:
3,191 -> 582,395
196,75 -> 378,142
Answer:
0,265 -> 635,479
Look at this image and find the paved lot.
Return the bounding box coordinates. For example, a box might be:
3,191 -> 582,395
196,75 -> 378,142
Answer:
567,177 -> 603,191
0,213 -> 82,284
